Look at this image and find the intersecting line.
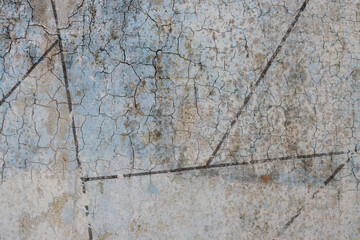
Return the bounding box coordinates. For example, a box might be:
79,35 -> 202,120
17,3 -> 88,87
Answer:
82,0 -> 314,182
2,0 -> 356,238
82,0 -> 356,235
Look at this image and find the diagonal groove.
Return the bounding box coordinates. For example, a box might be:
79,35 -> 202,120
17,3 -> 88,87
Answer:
206,0 -> 311,165
1,0 -> 355,238
324,163 -> 345,186
0,40 -> 58,107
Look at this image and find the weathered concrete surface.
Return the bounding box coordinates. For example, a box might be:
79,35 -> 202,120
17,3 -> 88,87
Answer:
0,168 -> 87,239
0,0 -> 359,239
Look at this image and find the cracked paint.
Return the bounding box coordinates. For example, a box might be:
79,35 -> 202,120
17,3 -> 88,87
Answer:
0,0 -> 359,239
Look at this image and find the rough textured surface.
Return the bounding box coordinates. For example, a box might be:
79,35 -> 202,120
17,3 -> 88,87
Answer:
0,0 -> 359,239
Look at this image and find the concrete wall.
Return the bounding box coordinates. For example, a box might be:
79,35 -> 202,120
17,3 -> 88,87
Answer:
0,0 -> 359,239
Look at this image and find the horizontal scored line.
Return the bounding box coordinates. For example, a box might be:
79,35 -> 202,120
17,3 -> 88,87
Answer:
81,150 -> 347,182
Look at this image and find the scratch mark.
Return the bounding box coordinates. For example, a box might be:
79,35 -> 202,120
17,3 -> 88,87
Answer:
0,40 -> 58,107
323,163 -> 345,186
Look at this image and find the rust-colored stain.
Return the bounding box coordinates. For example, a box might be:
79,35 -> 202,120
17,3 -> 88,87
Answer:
261,175 -> 272,183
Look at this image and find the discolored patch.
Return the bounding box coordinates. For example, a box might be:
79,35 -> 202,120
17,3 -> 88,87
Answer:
151,0 -> 164,5
261,175 -> 272,183
150,129 -> 162,142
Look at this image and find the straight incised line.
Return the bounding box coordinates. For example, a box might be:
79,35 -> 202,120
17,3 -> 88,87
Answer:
0,40 -> 58,107
50,0 -> 81,169
81,151 -> 346,182
50,0 -> 92,239
206,0 -> 311,165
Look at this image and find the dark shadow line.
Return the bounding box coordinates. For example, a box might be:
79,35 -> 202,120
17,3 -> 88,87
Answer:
0,40 -> 58,107
50,0 -> 81,169
81,151 -> 345,182
50,0 -> 92,239
206,0 -> 311,165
